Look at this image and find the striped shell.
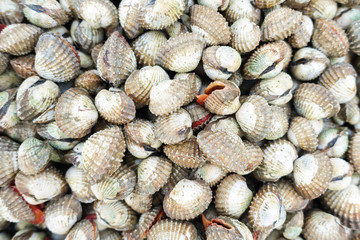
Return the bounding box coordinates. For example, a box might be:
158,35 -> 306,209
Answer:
0,136 -> 19,186
230,18 -> 260,54
78,0 -> 118,29
147,219 -> 197,240
265,105 -> 289,140
65,219 -> 99,240
287,116 -> 319,152
225,0 -> 261,24
10,55 -> 37,79
0,89 -> 19,130
184,102 -> 211,131
348,20 -> 360,56
0,0 -> 23,24
0,69 -> 22,91
0,52 -> 9,75
329,157 -> 353,191
118,0 -> 144,39
349,132 -> 360,174
288,15 -> 314,49
161,164 -> 191,195
195,163 -> 227,187
124,191 -> 153,214
5,121 -> 37,143
74,70 -> 105,96
302,0 -> 338,20
72,20 -> 104,53
275,178 -> 309,212
204,216 -> 253,240
65,166 -> 96,203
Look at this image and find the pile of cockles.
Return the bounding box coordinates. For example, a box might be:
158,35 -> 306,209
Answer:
1,0 -> 360,239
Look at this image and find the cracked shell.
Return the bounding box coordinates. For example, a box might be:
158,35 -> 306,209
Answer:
230,18 -> 260,54
65,166 -> 96,203
65,219 -> 99,240
287,116 -> 319,152
147,219 -> 197,240
275,178 -> 309,212
10,55 -> 37,79
0,136 -> 19,186
79,0 -> 118,29
118,0 -> 144,39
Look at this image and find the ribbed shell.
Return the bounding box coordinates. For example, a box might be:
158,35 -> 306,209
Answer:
293,151 -> 333,199
225,0 -> 261,24
35,33 -> 80,82
0,0 -> 23,24
322,184 -> 360,229
37,121 -> 78,150
349,133 -> 360,174
154,108 -> 193,144
205,216 -> 253,240
65,219 -> 99,240
243,40 -> 292,79
235,140 -> 263,175
100,229 -> 122,240
118,0 -> 144,39
124,191 -> 153,214
184,102 -> 211,131
82,126 -> 126,183
235,95 -> 272,142
138,206 -> 163,238
97,31 -> 137,87
265,105 -> 289,140
194,163 -> 226,187
348,20 -> 360,56
138,0 -> 186,30
163,179 -> 212,220
287,116 -> 319,152
0,88 -> 19,130
73,20 -> 104,52
132,31 -> 167,66
94,200 -> 137,231
329,158 -> 353,191
319,62 -> 357,103
275,179 -> 309,212
17,137 -> 52,175
205,115 -> 241,136
0,69 -> 22,91
0,136 -> 19,186
74,70 -> 105,96
0,187 -> 34,223
312,19 -> 349,57
288,15 -> 314,49
166,21 -> 190,37
261,7 -> 302,42
302,0 -> 338,20
0,52 -> 9,75
215,174 -> 252,218
65,166 -> 96,203
12,229 -> 47,240
55,88 -> 98,138
155,32 -> 205,73
78,0 -> 118,29
15,166 -> 68,205
334,98 -> 360,125
248,184 -> 283,231
230,18 -> 261,54
0,24 -> 43,56
136,156 -> 172,195
10,55 -> 37,79
45,194 -> 82,235
161,164 -> 191,195
149,73 -> 199,116
293,83 -> 340,120
253,0 -> 285,8
16,76 -> 60,121
190,5 -> 231,45
147,219 -> 197,240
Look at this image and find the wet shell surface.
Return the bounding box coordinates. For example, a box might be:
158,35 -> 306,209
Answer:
230,18 -> 260,54
163,179 -> 212,220
0,136 -> 19,186
78,0 -> 118,29
147,219 -> 197,240
65,166 -> 96,203
0,24 -> 43,56
287,116 -> 319,152
55,87 -> 98,138
10,55 -> 37,79
349,132 -> 360,174
275,178 -> 309,212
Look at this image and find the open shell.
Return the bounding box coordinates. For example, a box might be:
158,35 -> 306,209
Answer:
204,216 -> 253,240
184,102 -> 211,131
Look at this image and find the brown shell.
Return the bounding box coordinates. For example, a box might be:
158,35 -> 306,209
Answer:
261,7 -> 302,42
65,219 -> 98,240
312,19 -> 349,57
0,52 -> 9,75
275,178 -> 309,212
163,179 -> 212,220
204,216 -> 253,240
0,0 -> 23,25
230,18 -> 261,54
293,83 -> 340,120
0,24 -> 43,56
55,88 -> 98,138
302,0 -> 338,20
10,55 -> 37,79
138,206 -> 163,238
287,116 -> 319,152
91,43 -> 103,66
190,4 -> 231,46
288,15 -> 314,49
161,164 -> 191,195
97,31 -> 137,87
100,229 -> 123,240
184,102 -> 211,131
124,191 -> 153,214
0,136 -> 19,186
349,132 -> 360,174
82,126 -> 126,183
147,219 -> 198,240
119,0 -> 144,39
237,140 -> 263,175
348,20 -> 360,56
74,70 -> 105,96
65,166 -> 96,203
293,151 -> 333,199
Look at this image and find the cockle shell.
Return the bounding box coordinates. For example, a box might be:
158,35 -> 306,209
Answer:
349,133 -> 360,174
190,4 -> 231,46
312,19 -> 349,57
124,190 -> 153,214
118,0 -> 144,39
147,219 -> 198,240
35,33 -> 80,82
237,140 -> 263,175
12,229 -> 47,240
225,0 -> 261,24
138,206 -> 163,238
97,31 -> 136,87
71,20 -> 104,52
163,179 -> 212,220
32,103 -> 55,124
230,18 -> 261,54
0,24 -> 43,56
100,229 -> 122,240
288,15 -> 314,49
74,70 -> 105,96
78,0 -> 118,29
348,20 -> 360,56
275,178 -> 309,212
0,52 -> 9,75
302,0 -> 338,20
195,163 -> 227,187
0,0 -> 23,24
261,7 -> 302,42
10,55 -> 37,79
166,21 -> 190,37
253,0 -> 285,8
329,158 -> 353,191
155,32 -> 205,73
293,83 -> 340,120
197,0 -> 230,10
48,25 -> 73,44
334,7 -> 360,30
5,121 -> 37,144
318,127 -> 349,158
65,166 -> 96,203
65,219 -> 99,240
205,115 -> 241,136
23,0 -> 70,28
0,136 -> 19,186
265,105 -> 289,140
82,126 -> 126,183
204,216 -> 253,240
184,102 -> 211,131
334,97 -> 360,125
0,88 -> 19,130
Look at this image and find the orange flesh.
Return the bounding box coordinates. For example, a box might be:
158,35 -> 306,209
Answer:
85,213 -> 97,221
196,94 -> 209,106
204,82 -> 226,94
192,113 -> 211,128
202,214 -> 232,231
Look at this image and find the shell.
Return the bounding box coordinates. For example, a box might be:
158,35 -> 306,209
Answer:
248,184 -> 284,232
261,7 -> 302,42
288,15 -> 314,49
0,0 -> 23,24
202,46 -> 241,81
147,219 -> 197,240
155,32 -> 205,73
94,200 -> 137,231
230,18 -> 261,54
31,103 -> 55,124
138,0 -> 186,30
0,52 -> 9,75
275,178 -> 309,212
23,0 -> 69,28
243,40 -> 292,80
154,108 -> 193,144
65,219 -> 99,240
124,191 -> 153,214
184,102 -> 211,131
236,140 -> 263,175
0,89 -> 19,130
319,63 -> 357,104
132,31 -> 167,66
91,43 -> 103,66
35,33 -> 80,82
44,194 -> 82,235
302,0 -> 338,20
254,140 -> 298,182
334,97 -> 360,125
100,229 -> 123,240
287,116 -> 319,152
163,179 -> 212,220
290,47 -> 330,81
8,120 -> 35,142
253,0 -> 285,8
161,164 -> 191,195
10,55 -> 37,79
118,0 -> 144,39
74,70 -> 105,96
205,115 -> 241,136
138,206 -> 163,238
16,76 -> 60,121
265,105 -> 289,140
65,166 -> 96,203
235,95 -> 272,142
0,68 -> 22,91
318,128 -> 349,158
72,20 -> 104,52
82,126 -> 126,183
190,5 -> 231,46
0,24 -> 43,56
302,210 -> 348,240
0,136 -> 19,186
197,129 -> 247,173
47,25 -> 73,45
97,31 -> 136,87
293,83 -> 340,120
55,88 -> 98,138
78,0 -> 118,29
15,166 -> 68,205
312,19 -> 349,57
166,21 -> 190,37
293,151 -> 333,199
329,158 -> 353,191
0,187 -> 34,223
195,163 -> 227,187
204,216 -> 253,240
334,7 -> 360,30
215,174 -> 252,218
12,229 -> 47,240
225,0 -> 261,24
348,20 -> 360,56
349,132 -> 360,174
